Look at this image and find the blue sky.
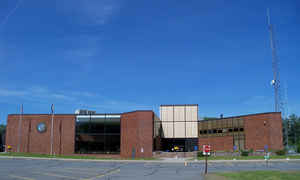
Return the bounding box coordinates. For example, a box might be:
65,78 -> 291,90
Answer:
0,0 -> 299,124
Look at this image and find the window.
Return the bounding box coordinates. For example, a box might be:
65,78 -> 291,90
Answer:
75,115 -> 121,154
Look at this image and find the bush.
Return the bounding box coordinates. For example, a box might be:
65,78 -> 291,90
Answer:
249,149 -> 254,154
275,149 -> 286,156
197,151 -> 210,157
241,150 -> 249,156
297,143 -> 300,153
197,151 -> 204,157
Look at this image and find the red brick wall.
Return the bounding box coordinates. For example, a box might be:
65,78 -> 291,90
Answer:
120,111 -> 154,158
244,112 -> 283,151
268,113 -> 284,150
198,136 -> 233,151
198,113 -> 283,152
6,114 -> 75,155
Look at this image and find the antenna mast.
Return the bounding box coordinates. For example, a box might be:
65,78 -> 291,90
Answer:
267,9 -> 282,113
267,9 -> 289,148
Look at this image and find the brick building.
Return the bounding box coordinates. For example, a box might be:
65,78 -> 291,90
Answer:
6,111 -> 158,158
5,106 -> 284,158
198,112 -> 283,152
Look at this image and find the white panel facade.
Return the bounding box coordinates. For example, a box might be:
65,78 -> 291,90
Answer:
162,122 -> 173,138
174,106 -> 185,122
186,106 -> 198,122
160,106 -> 173,122
174,122 -> 185,138
186,122 -> 198,138
160,104 -> 198,138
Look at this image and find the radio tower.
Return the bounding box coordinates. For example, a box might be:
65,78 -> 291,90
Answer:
267,9 -> 282,113
267,9 -> 288,147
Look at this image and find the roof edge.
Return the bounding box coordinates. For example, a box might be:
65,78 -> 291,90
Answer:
199,112 -> 281,122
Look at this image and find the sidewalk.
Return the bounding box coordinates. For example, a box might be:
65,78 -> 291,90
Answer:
1,155 -> 300,163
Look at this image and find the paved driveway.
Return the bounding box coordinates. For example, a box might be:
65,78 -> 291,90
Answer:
0,158 -> 300,180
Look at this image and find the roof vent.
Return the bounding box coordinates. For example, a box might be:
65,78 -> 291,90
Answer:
75,109 -> 96,115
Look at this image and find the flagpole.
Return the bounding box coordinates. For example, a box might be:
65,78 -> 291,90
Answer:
17,104 -> 23,152
50,104 -> 54,155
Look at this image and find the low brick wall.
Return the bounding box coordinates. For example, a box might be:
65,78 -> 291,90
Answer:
153,151 -> 197,158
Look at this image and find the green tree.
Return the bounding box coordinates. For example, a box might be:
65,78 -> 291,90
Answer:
0,124 -> 6,151
203,117 -> 218,120
284,114 -> 300,146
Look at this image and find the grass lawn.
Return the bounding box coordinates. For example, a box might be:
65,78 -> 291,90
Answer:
0,152 -> 157,160
214,171 -> 300,180
197,155 -> 300,160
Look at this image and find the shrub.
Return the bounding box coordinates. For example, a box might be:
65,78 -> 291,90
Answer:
249,149 -> 254,154
197,151 -> 210,157
241,150 -> 249,156
197,151 -> 204,157
275,149 -> 286,156
297,143 -> 300,153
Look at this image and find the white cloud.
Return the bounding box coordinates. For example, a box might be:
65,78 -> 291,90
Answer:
0,88 -> 27,97
0,86 -> 154,113
0,87 -> 76,102
58,0 -> 121,25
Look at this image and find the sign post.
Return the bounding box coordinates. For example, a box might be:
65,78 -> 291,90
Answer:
203,145 -> 211,174
264,145 -> 269,167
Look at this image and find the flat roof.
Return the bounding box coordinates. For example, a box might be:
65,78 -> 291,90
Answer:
199,112 -> 281,122
8,113 -> 122,116
160,104 -> 198,107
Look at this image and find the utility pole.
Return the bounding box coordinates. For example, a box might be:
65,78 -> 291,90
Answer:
283,83 -> 289,147
50,104 -> 54,155
17,104 -> 23,152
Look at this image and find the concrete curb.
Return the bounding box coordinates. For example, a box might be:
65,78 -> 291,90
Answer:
1,156 -> 300,163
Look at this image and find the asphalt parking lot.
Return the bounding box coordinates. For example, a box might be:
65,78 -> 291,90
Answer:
0,158 -> 300,180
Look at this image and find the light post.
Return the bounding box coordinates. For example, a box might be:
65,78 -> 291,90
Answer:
50,104 -> 54,155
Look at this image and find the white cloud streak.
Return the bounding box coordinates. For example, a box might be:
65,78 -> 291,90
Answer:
0,0 -> 24,27
0,85 -> 153,113
0,86 -> 98,102
59,0 -> 121,25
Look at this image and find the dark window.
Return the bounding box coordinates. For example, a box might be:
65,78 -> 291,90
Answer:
240,128 -> 244,132
208,130 -> 212,134
213,129 -> 217,133
105,118 -> 120,134
203,130 -> 207,134
229,129 -> 233,132
218,130 -> 223,133
91,117 -> 105,133
234,128 -> 239,132
75,115 -> 121,154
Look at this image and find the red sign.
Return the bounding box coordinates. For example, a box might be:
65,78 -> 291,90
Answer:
203,145 -> 211,154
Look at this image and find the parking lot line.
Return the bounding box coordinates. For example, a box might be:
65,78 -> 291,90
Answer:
33,172 -> 78,180
65,167 -> 108,172
8,175 -> 35,180
82,168 -> 120,180
54,169 -> 99,175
